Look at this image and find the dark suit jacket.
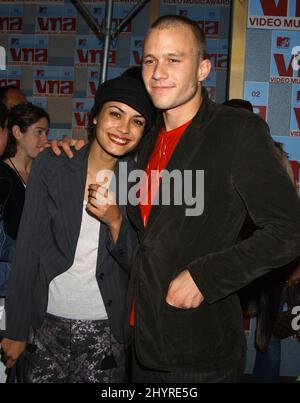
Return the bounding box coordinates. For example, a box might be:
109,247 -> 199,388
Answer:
3,144 -> 138,343
125,91 -> 300,372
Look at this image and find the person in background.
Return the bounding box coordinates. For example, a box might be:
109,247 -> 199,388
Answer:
0,74 -> 155,383
0,86 -> 27,111
0,103 -> 49,244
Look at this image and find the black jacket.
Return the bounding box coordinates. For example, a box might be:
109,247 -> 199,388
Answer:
125,91 -> 300,372
3,145 -> 138,343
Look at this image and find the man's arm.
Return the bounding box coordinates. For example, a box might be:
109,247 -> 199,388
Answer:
185,115 -> 300,305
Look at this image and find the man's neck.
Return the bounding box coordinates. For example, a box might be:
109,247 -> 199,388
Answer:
162,88 -> 203,132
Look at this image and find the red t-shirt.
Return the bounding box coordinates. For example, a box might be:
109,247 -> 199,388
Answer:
130,119 -> 191,326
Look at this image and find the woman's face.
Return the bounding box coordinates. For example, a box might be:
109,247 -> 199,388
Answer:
93,101 -> 146,157
15,117 -> 49,159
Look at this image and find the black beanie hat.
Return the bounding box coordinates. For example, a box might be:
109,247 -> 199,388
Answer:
90,76 -> 156,133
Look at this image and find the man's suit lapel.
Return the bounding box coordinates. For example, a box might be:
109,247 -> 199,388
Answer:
127,121 -> 161,233
143,93 -> 213,232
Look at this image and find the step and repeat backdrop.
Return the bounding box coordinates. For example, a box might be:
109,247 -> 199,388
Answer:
243,0 -> 300,377
0,0 -> 231,139
244,0 -> 300,196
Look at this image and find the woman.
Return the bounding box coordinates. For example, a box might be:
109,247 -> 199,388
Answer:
0,102 -> 49,296
0,102 -> 49,241
1,74 -> 155,383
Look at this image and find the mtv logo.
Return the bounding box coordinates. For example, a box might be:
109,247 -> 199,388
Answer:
134,40 -> 142,48
39,7 -> 48,14
11,38 -> 19,45
91,71 -> 99,78
277,37 -> 290,48
79,39 -> 87,46
76,102 -> 84,109
37,69 -> 45,76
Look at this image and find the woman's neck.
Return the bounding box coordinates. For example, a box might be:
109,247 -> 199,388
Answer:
87,140 -> 117,181
5,152 -> 32,174
4,151 -> 32,185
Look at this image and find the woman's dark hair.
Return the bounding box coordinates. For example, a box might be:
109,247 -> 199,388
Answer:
0,101 -> 7,129
3,102 -> 50,158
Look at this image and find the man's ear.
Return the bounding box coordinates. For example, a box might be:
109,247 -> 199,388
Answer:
198,59 -> 212,83
11,125 -> 22,140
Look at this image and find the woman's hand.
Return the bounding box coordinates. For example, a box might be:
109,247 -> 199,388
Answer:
0,338 -> 26,368
87,183 -> 122,243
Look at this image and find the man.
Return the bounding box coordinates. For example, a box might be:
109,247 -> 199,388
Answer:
123,15 -> 300,382
0,85 -> 27,110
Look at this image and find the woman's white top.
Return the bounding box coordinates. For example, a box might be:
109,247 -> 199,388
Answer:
47,201 -> 107,320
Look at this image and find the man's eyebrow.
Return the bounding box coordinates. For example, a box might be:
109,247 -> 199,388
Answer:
143,52 -> 186,58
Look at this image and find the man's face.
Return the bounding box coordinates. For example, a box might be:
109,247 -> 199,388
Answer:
142,26 -> 210,113
6,89 -> 27,110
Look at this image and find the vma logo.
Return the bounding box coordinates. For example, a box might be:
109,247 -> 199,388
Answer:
260,0 -> 300,17
9,36 -> 48,65
270,31 -> 300,83
37,17 -> 76,33
0,16 -> 22,32
36,5 -> 77,34
248,0 -> 300,30
72,99 -> 93,129
34,67 -> 74,97
86,69 -> 99,98
75,36 -> 117,67
76,49 -> 116,66
290,86 -> 300,135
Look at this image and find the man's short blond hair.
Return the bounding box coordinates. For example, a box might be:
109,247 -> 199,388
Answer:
150,14 -> 207,62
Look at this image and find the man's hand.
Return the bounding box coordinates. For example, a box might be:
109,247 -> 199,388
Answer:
87,183 -> 122,243
166,269 -> 204,309
41,136 -> 86,158
0,338 -> 26,368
